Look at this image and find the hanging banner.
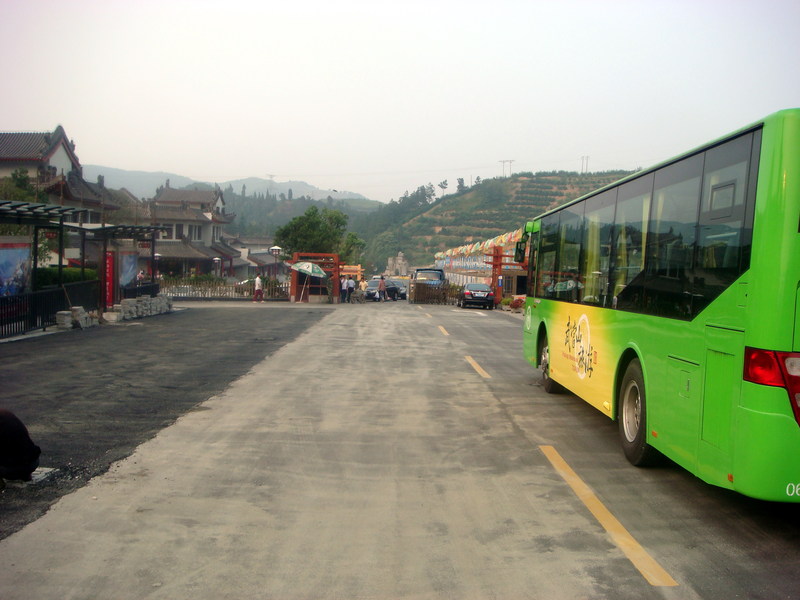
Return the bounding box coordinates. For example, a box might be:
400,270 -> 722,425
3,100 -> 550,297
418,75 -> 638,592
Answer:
104,251 -> 115,307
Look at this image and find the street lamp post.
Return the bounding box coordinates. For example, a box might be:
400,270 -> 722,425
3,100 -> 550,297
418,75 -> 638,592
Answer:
269,245 -> 282,279
212,257 -> 221,278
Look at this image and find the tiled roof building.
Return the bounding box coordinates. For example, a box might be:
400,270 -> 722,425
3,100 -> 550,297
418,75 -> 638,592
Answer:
0,125 -> 119,223
145,181 -> 240,276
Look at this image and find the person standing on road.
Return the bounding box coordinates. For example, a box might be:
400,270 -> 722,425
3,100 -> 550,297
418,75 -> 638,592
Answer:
339,276 -> 347,303
253,273 -> 264,303
378,275 -> 387,302
346,276 -> 355,303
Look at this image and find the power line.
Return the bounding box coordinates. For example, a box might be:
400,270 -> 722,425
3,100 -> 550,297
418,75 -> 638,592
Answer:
499,159 -> 515,177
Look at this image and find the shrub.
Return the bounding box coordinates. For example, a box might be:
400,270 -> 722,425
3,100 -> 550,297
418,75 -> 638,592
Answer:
34,267 -> 98,289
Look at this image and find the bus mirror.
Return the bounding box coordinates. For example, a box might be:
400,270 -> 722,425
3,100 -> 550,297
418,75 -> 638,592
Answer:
514,240 -> 527,263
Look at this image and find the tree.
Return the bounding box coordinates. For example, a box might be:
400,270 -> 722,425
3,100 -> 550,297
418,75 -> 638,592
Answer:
456,178 -> 466,193
341,232 -> 366,265
365,230 -> 399,273
274,206 -> 348,255
438,180 -> 448,197
0,169 -> 51,262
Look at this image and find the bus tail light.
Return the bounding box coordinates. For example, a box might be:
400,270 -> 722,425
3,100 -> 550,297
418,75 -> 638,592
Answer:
744,347 -> 800,425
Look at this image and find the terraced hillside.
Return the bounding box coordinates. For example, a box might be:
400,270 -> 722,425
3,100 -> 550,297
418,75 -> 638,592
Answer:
396,170 -> 632,266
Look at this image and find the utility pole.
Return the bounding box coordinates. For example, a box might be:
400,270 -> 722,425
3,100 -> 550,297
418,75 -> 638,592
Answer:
499,159 -> 515,177
580,156 -> 589,174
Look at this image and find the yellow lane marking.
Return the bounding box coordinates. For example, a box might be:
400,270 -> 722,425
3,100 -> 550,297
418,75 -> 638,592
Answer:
465,355 -> 491,379
539,445 -> 678,587
438,326 -> 449,336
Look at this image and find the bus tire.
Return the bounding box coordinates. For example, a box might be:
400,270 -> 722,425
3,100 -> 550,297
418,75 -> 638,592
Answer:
618,359 -> 659,466
540,337 -> 564,394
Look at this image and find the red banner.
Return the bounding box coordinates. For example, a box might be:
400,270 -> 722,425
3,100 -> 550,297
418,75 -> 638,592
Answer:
104,251 -> 114,308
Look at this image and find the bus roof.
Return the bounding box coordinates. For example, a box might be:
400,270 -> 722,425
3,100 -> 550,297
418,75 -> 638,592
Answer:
531,107 -> 800,221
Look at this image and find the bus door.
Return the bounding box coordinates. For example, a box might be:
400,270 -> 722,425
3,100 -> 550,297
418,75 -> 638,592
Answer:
521,221 -> 540,363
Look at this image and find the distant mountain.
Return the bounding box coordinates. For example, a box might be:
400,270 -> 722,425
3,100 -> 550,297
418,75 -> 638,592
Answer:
82,165 -> 370,204
82,166 -> 194,200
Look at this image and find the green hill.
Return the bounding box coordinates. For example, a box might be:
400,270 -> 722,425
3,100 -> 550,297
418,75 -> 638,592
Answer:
357,170 -> 633,270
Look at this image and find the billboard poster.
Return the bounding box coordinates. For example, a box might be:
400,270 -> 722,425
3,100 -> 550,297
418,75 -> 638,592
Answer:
119,251 -> 138,287
0,240 -> 31,296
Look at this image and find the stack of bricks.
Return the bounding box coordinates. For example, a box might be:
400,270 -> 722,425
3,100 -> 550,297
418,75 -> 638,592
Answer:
103,294 -> 173,322
55,306 -> 99,330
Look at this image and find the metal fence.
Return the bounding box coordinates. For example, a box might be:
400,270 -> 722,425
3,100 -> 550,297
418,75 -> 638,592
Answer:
0,281 -> 100,339
159,278 -> 290,301
408,282 -> 459,305
122,283 -> 161,300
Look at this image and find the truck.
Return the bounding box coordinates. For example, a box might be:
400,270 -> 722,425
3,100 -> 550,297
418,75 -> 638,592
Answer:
408,268 -> 447,304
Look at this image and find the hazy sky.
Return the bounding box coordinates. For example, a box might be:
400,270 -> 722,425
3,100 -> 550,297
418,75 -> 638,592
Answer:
2,0 -> 798,202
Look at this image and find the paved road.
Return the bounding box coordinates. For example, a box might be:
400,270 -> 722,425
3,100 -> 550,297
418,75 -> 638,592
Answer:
1,301 -> 799,599
0,303 -> 331,539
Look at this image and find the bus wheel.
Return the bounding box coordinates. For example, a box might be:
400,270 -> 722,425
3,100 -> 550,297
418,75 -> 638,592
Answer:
618,359 -> 659,466
540,338 -> 564,394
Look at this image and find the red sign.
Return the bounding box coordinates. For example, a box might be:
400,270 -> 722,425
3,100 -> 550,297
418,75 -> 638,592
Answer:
44,231 -> 58,239
104,251 -> 114,308
138,242 -> 151,249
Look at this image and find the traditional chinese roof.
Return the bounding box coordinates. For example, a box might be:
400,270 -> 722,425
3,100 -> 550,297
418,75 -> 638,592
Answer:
41,173 -> 121,213
211,240 -> 241,259
0,125 -> 79,167
142,239 -> 220,260
151,205 -> 209,223
154,186 -> 220,209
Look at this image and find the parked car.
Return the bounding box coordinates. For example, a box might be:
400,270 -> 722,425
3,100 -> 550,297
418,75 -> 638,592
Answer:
364,279 -> 400,301
390,280 -> 407,300
457,283 -> 495,309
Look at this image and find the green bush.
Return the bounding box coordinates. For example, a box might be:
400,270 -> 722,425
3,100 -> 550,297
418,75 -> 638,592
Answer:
34,267 -> 98,289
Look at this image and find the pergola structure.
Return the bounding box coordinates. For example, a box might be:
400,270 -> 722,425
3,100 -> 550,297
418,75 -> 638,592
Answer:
65,223 -> 168,310
0,199 -> 87,288
1,200 -> 167,308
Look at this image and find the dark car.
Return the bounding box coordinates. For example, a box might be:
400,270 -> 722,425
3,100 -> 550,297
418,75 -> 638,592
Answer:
389,280 -> 407,300
364,279 -> 399,301
458,283 -> 495,309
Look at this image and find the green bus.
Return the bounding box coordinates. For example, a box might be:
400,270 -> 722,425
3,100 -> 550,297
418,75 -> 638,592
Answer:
520,108 -> 800,502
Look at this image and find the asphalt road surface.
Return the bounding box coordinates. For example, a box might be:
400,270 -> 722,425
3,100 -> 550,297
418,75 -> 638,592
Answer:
0,301 -> 799,599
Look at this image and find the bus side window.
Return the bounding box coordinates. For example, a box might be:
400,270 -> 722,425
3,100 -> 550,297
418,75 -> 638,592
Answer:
613,174 -> 653,312
554,203 -> 584,302
644,154 -> 703,319
693,132 -> 755,314
581,189 -> 616,307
